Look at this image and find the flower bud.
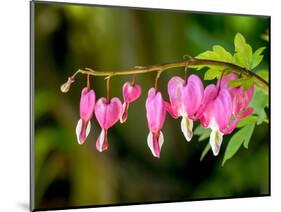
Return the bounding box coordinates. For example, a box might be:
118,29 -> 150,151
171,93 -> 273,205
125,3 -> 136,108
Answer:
60,77 -> 74,93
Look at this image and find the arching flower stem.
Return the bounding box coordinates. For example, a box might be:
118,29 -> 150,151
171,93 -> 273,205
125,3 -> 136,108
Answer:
63,57 -> 268,94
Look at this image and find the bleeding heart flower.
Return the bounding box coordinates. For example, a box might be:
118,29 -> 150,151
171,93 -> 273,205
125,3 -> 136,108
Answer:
95,97 -> 122,152
218,73 -> 254,119
120,82 -> 142,123
198,73 -> 255,156
167,76 -> 185,118
167,75 -> 204,142
145,88 -> 166,158
199,85 -> 238,156
76,87 -> 96,145
232,86 -> 254,118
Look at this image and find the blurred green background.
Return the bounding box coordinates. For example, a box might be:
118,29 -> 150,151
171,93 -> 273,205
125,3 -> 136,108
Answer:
33,2 -> 270,210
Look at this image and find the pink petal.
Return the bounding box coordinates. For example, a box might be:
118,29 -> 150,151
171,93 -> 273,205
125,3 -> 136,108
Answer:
196,84 -> 218,118
181,75 -> 204,119
94,97 -> 108,128
95,97 -> 122,129
233,86 -> 254,115
120,102 -> 129,123
238,107 -> 254,119
164,101 -> 178,119
145,88 -> 166,132
147,131 -> 164,158
167,76 -> 185,117
96,129 -> 108,152
105,97 -> 123,128
122,82 -> 142,103
217,73 -> 238,89
213,88 -> 233,131
80,87 -> 95,121
199,101 -> 214,128
221,117 -> 239,135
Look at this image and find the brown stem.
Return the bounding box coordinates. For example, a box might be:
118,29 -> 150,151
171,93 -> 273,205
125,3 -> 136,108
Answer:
65,57 -> 269,94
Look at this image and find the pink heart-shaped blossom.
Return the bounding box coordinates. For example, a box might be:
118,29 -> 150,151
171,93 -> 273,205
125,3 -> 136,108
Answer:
95,97 -> 122,152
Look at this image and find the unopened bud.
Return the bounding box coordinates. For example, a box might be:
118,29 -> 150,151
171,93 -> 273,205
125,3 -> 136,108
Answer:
60,77 -> 74,93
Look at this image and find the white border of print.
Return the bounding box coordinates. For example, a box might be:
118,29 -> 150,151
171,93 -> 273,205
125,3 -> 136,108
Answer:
0,0 -> 280,212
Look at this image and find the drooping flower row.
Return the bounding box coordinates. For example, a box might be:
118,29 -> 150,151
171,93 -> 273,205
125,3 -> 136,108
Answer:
75,72 -> 254,158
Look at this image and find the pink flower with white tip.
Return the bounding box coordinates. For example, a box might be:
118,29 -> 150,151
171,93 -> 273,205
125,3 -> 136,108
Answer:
95,97 -> 122,152
199,73 -> 255,156
120,81 -> 142,123
167,75 -> 204,142
199,84 -> 238,156
145,88 -> 166,158
218,73 -> 254,119
76,87 -> 96,145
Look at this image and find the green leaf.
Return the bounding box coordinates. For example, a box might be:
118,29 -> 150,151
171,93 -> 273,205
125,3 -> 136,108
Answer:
195,45 -> 233,80
204,69 -> 221,80
200,142 -> 211,161
233,33 -> 253,69
243,124 -> 255,149
196,45 -> 233,63
222,124 -> 255,166
195,45 -> 233,74
194,125 -> 211,142
250,47 -> 266,69
236,116 -> 257,128
256,70 -> 269,82
249,88 -> 268,125
228,77 -> 254,91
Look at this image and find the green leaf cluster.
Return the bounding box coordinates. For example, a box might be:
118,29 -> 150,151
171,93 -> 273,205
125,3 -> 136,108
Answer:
193,33 -> 269,165
195,33 -> 266,83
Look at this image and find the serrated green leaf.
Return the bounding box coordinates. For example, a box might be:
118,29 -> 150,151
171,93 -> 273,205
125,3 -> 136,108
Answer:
200,142 -> 211,161
222,124 -> 255,166
236,116 -> 257,128
233,33 -> 253,69
195,45 -> 233,72
204,69 -> 221,80
212,45 -> 233,62
250,47 -> 266,69
196,45 -> 233,63
256,70 -> 269,82
243,124 -> 255,149
194,125 -> 211,141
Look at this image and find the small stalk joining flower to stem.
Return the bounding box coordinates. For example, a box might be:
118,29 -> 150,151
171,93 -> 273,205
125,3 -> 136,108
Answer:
106,76 -> 111,101
154,69 -> 163,90
87,74 -> 90,89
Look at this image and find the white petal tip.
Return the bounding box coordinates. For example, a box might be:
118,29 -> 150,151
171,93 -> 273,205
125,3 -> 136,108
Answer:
96,129 -> 108,152
210,129 -> 223,156
181,117 -> 193,142
76,119 -> 91,145
147,131 -> 164,158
